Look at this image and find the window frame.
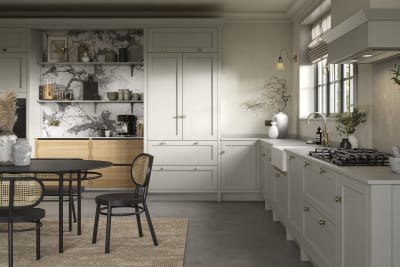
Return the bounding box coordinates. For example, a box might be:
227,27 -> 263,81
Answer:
314,59 -> 356,116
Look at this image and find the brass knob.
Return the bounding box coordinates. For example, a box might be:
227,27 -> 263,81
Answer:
160,142 -> 166,145
319,220 -> 326,226
335,196 -> 342,203
193,141 -> 199,145
319,168 -> 326,174
220,151 -> 226,155
193,166 -> 199,171
160,167 -> 165,171
303,206 -> 310,212
196,48 -> 202,52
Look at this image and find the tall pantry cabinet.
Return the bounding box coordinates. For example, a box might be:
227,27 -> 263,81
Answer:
146,25 -> 221,196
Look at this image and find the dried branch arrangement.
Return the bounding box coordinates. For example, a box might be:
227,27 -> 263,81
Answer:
0,90 -> 17,135
241,76 -> 290,114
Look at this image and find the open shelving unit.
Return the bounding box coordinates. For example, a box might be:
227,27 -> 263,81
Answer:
37,100 -> 143,113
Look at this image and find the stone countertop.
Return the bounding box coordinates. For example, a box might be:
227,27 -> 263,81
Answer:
285,147 -> 400,185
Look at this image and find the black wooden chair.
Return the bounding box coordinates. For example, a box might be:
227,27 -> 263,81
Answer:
92,153 -> 158,253
0,175 -> 46,267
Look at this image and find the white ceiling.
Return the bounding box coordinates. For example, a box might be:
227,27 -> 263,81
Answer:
0,0 -> 319,19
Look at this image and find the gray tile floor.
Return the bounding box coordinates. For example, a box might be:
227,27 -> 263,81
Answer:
39,197 -> 313,267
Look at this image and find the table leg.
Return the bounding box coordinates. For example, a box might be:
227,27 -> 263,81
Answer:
77,171 -> 82,235
58,173 -> 64,253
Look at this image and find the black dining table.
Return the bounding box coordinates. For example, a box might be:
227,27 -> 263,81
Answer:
0,158 -> 113,253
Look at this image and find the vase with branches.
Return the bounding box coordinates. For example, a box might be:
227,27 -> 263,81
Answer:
0,90 -> 18,164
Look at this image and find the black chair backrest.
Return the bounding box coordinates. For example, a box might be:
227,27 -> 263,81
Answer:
0,175 -> 45,210
130,153 -> 154,199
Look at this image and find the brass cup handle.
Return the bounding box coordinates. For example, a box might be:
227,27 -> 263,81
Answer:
304,162 -> 310,167
159,142 -> 166,145
193,141 -> 199,145
304,206 -> 310,212
289,155 -> 295,160
319,220 -> 326,226
335,196 -> 342,203
319,168 -> 326,174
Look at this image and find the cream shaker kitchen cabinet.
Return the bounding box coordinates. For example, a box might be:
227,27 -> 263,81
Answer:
147,52 -> 217,141
148,27 -> 217,53
147,140 -> 218,193
0,27 -> 26,52
220,140 -> 258,193
335,175 -> 368,267
286,152 -> 304,243
0,53 -> 26,95
300,159 -> 368,267
272,167 -> 288,226
259,141 -> 270,205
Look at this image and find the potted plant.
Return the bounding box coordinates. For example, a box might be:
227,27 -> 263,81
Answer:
335,106 -> 368,148
0,90 -> 18,165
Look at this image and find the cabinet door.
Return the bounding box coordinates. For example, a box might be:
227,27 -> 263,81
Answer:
221,140 -> 258,191
287,153 -> 304,240
182,53 -> 217,140
147,53 -> 182,140
336,177 -> 368,267
0,54 -> 26,95
259,141 -> 268,200
35,139 -> 90,159
148,27 -> 217,53
150,165 -> 217,192
273,168 -> 288,225
0,28 -> 26,52
303,202 -> 336,267
90,140 -> 143,188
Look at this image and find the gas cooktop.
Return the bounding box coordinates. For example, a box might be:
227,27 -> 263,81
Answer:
308,148 -> 390,166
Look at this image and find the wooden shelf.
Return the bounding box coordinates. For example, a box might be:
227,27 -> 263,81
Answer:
37,100 -> 143,113
38,61 -> 143,66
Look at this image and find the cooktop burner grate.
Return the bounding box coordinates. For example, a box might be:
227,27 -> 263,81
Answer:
308,148 -> 390,166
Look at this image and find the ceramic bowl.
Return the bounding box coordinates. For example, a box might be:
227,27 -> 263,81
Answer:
107,92 -> 118,100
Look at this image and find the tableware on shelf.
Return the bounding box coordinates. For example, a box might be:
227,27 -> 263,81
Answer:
107,92 -> 118,100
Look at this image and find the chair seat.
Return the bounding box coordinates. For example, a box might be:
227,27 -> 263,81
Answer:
95,193 -> 143,207
45,185 -> 85,196
0,208 -> 45,223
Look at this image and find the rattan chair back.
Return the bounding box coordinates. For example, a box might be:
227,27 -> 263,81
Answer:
130,153 -> 154,198
0,174 -> 45,209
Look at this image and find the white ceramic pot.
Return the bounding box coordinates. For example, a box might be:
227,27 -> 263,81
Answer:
348,134 -> 358,148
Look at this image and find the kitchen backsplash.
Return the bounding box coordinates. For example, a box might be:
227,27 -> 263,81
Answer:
40,29 -> 144,137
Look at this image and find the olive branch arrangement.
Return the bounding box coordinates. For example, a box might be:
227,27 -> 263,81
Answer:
335,106 -> 368,136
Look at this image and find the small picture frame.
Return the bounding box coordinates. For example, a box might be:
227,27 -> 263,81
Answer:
47,36 -> 67,62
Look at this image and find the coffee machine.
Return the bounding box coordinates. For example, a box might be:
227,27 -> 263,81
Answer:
117,115 -> 137,136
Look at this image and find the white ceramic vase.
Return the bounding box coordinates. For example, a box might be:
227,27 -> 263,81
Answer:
275,112 -> 288,139
268,122 -> 279,139
348,134 -> 358,148
0,135 -> 17,165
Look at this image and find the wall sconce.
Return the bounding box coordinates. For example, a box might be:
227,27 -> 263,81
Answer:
276,49 -> 297,71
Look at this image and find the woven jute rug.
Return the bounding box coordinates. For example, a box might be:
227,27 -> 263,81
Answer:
0,217 -> 188,267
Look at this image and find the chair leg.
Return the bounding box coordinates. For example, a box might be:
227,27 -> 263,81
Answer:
135,205 -> 143,237
8,219 -> 13,267
36,221 -> 41,260
143,202 -> 158,246
71,195 -> 77,223
92,202 -> 100,244
68,194 -> 73,232
105,202 -> 112,253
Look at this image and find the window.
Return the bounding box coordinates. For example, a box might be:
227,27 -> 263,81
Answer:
315,59 -> 355,115
308,13 -> 356,116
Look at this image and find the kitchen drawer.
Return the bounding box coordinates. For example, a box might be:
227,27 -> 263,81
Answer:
0,27 -> 26,52
303,161 -> 337,223
91,139 -> 143,164
148,27 -> 217,52
148,141 -> 217,165
303,202 -> 336,267
149,166 -> 217,192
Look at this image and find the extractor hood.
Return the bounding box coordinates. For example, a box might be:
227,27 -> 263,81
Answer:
322,9 -> 400,64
